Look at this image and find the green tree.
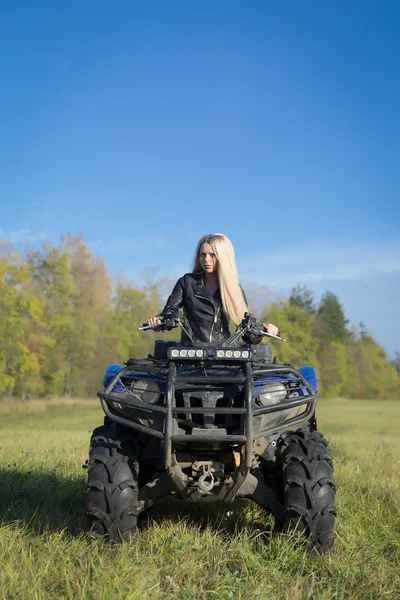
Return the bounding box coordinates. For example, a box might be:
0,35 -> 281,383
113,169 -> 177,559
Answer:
60,234 -> 114,396
260,300 -> 319,369
28,235 -> 114,397
318,341 -> 347,397
289,285 -> 316,314
28,243 -> 76,396
356,330 -> 399,399
315,291 -> 350,344
112,283 -> 154,361
0,242 -> 44,398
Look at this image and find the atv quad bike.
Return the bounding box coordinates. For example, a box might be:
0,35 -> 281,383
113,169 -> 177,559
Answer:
85,312 -> 336,553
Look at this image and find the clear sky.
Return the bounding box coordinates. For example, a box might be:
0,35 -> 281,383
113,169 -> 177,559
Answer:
0,1 -> 399,357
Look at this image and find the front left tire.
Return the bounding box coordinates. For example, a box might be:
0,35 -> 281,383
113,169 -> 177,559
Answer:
275,429 -> 336,553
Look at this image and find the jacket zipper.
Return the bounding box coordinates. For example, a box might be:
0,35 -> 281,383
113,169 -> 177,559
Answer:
195,294 -> 218,342
211,305 -> 221,342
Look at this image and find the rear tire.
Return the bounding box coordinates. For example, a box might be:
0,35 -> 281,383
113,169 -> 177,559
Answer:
276,430 -> 336,553
85,424 -> 139,542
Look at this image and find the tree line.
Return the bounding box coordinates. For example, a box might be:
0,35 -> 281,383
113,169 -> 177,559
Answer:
0,235 -> 398,399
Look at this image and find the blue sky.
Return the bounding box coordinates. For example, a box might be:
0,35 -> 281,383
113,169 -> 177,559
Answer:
0,1 -> 399,357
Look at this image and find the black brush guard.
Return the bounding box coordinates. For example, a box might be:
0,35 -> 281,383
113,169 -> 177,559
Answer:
98,360 -> 318,470
97,359 -> 318,519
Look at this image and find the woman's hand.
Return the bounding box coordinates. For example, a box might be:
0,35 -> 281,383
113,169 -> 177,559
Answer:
263,323 -> 279,336
250,322 -> 279,344
147,316 -> 164,331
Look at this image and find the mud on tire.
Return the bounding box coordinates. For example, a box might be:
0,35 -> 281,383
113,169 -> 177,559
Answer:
276,430 -> 336,553
85,424 -> 139,542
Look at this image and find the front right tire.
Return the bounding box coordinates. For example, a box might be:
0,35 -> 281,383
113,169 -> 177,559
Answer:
85,424 -> 139,542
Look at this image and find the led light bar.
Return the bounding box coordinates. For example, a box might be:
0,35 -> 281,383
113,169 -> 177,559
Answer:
167,347 -> 252,361
214,348 -> 252,360
167,347 -> 207,360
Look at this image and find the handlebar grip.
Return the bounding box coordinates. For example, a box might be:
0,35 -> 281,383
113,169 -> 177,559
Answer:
138,322 -> 164,331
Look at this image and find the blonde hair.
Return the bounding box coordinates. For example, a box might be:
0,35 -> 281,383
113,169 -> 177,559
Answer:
192,233 -> 248,325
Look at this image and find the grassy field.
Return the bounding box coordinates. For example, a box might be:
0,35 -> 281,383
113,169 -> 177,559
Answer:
0,397 -> 399,599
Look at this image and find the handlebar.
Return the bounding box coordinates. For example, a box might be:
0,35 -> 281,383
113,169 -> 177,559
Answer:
137,315 -> 180,332
222,312 -> 286,346
260,330 -> 286,342
245,319 -> 286,342
138,311 -> 286,344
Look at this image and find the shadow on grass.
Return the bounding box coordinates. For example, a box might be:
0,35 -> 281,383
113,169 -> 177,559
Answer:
141,496 -> 274,538
0,466 -> 274,539
0,467 -> 86,535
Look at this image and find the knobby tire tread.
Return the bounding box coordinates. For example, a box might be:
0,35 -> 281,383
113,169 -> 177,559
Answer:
85,424 -> 139,542
276,429 -> 336,553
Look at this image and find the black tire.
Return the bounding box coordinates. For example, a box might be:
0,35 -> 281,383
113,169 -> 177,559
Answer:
85,424 -> 139,542
275,430 -> 336,553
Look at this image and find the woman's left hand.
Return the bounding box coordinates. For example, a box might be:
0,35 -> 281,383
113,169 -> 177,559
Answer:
250,322 -> 279,344
263,323 -> 279,336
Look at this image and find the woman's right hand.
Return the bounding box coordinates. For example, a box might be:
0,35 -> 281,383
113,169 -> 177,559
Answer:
147,316 -> 164,331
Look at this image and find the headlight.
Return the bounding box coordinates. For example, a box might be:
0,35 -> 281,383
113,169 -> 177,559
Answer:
131,379 -> 160,404
256,383 -> 287,406
256,383 -> 307,430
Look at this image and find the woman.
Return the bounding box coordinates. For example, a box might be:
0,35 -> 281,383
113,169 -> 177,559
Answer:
147,233 -> 278,345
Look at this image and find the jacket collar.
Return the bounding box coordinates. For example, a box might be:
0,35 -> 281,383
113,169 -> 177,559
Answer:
193,271 -> 221,302
193,272 -> 210,298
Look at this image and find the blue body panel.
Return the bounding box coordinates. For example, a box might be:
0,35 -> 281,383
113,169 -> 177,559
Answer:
298,366 -> 318,392
103,363 -> 124,388
103,363 -> 165,395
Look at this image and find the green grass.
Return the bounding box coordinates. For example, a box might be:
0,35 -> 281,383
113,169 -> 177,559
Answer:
1,397 -> 399,599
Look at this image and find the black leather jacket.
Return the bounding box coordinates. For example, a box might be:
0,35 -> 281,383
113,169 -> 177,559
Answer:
159,272 -> 245,345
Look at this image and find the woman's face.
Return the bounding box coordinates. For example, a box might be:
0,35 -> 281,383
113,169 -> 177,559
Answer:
199,242 -> 218,274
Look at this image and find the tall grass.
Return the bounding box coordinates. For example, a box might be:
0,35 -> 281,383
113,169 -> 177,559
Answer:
1,397 -> 399,599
